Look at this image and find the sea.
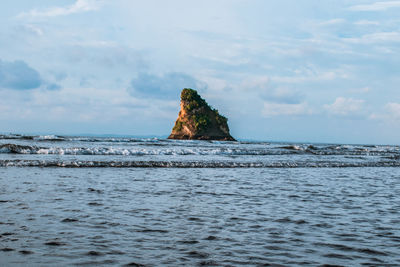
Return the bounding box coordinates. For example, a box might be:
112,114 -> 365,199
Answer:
0,134 -> 400,266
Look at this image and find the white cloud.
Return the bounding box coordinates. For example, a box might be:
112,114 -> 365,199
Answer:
354,20 -> 380,26
370,102 -> 400,121
21,24 -> 44,36
324,97 -> 365,116
237,76 -> 304,104
262,102 -> 312,117
344,32 -> 400,44
17,0 -> 102,18
241,76 -> 270,90
349,1 -> 400,11
319,18 -> 346,26
349,87 -> 371,93
0,86 -> 177,123
385,102 -> 400,119
259,87 -> 304,104
70,40 -> 117,48
271,66 -> 351,84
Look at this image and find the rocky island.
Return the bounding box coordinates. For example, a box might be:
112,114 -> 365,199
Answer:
168,88 -> 236,141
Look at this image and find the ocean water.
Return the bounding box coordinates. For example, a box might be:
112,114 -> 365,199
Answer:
1,134 -> 400,266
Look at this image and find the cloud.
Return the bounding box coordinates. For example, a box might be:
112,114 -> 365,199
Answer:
0,85 -> 177,130
16,24 -> 44,36
128,72 -> 207,99
0,59 -> 42,90
349,1 -> 400,11
51,72 -> 68,82
64,44 -> 149,73
385,102 -> 400,119
271,66 -> 351,84
354,20 -> 380,26
46,83 -> 62,91
261,87 -> 304,104
344,32 -> 400,44
319,19 -> 346,26
17,0 -> 102,18
240,76 -> 304,104
262,102 -> 312,117
349,87 -> 371,94
324,97 -> 365,116
370,102 -> 400,121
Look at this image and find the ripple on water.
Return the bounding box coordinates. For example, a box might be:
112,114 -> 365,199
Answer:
123,263 -> 146,267
19,250 -> 34,255
61,218 -> 79,223
186,251 -> 209,259
1,248 -> 14,252
44,241 -> 66,246
1,167 -> 400,266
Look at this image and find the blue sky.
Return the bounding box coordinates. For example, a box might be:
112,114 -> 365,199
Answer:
1,0 -> 400,144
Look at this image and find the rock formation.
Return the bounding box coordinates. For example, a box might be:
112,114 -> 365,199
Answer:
168,88 -> 236,141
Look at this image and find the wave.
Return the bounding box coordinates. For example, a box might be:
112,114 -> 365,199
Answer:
0,144 -> 296,156
0,143 -> 231,156
0,143 -> 399,157
277,144 -> 399,156
1,134 -> 399,155
1,159 -> 400,168
0,134 -> 160,143
0,144 -> 41,154
0,134 -> 66,141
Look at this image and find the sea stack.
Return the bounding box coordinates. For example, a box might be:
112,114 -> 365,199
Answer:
168,88 -> 236,141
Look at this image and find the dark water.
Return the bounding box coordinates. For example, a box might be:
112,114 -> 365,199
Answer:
1,135 -> 400,266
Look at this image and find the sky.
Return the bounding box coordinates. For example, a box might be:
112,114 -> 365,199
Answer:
1,0 -> 400,144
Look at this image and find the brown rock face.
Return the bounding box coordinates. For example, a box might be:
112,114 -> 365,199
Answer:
168,88 -> 236,141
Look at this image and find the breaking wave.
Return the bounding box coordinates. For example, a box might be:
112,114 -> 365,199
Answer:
0,134 -> 66,141
0,134 -> 159,143
1,134 -> 399,169
0,143 -> 399,157
1,159 -> 400,168
0,143 -> 284,156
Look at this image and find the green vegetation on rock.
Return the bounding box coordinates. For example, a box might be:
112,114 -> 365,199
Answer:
181,88 -> 207,112
192,114 -> 210,131
172,120 -> 184,131
181,88 -> 206,104
214,109 -> 228,125
168,88 -> 235,141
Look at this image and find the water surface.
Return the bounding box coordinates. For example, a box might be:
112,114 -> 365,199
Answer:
1,135 -> 399,266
